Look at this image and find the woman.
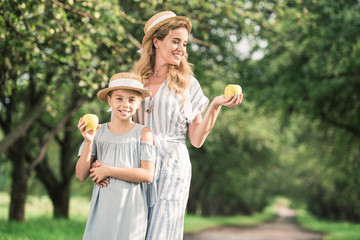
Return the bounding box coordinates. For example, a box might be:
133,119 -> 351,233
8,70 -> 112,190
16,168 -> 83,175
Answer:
133,11 -> 243,239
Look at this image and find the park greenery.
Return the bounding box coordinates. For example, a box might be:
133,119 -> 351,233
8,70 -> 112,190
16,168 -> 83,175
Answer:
1,193 -> 360,240
0,0 -> 359,230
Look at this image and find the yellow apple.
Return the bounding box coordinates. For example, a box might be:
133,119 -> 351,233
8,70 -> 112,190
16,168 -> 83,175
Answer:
224,84 -> 242,98
82,114 -> 99,131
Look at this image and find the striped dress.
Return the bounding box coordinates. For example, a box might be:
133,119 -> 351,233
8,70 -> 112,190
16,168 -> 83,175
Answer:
133,76 -> 209,240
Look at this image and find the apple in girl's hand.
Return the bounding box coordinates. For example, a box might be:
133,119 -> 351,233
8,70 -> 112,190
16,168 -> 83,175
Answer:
82,114 -> 99,131
224,84 -> 242,98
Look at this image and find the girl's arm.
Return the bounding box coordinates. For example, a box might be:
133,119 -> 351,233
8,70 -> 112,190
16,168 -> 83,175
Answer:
76,118 -> 99,181
89,127 -> 154,183
76,142 -> 95,182
188,93 -> 243,148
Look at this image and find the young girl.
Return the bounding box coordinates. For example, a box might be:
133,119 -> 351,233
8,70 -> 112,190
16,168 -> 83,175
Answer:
76,72 -> 154,240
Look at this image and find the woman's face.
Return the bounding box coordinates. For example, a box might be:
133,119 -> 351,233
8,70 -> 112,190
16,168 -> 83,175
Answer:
154,27 -> 189,66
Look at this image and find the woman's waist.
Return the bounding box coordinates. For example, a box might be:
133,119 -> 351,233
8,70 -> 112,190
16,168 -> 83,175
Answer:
153,134 -> 186,143
152,134 -> 186,158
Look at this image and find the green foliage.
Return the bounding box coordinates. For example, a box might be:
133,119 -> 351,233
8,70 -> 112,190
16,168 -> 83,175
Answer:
0,0 -> 145,219
0,192 -> 88,240
1,0 -> 359,223
188,103 -> 285,215
244,0 -> 360,221
287,120 -> 360,221
297,209 -> 360,240
251,0 -> 360,134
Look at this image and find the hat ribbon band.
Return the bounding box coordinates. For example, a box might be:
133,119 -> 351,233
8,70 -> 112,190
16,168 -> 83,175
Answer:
147,13 -> 176,33
109,78 -> 144,89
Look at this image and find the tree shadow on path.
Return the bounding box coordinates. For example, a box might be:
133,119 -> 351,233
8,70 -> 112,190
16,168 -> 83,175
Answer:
184,204 -> 323,240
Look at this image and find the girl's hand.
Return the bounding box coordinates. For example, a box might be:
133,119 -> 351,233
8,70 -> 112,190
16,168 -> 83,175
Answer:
212,93 -> 243,109
77,118 -> 99,143
91,160 -> 109,187
90,163 -> 110,184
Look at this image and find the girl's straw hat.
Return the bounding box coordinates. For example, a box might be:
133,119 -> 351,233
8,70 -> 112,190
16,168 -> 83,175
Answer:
97,72 -> 150,102
142,11 -> 192,46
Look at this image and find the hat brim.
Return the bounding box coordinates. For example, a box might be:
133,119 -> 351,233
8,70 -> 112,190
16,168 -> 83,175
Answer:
142,16 -> 192,46
97,86 -> 150,102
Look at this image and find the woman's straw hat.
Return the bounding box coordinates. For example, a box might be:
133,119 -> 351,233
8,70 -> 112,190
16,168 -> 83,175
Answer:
97,72 -> 150,102
142,11 -> 192,46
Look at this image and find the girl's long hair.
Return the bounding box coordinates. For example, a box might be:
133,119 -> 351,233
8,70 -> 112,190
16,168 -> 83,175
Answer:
133,19 -> 193,104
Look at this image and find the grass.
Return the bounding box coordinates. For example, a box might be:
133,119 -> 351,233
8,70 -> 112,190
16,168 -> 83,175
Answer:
0,192 -> 90,240
297,209 -> 360,240
184,205 -> 276,233
0,192 -> 276,239
1,192 -> 360,240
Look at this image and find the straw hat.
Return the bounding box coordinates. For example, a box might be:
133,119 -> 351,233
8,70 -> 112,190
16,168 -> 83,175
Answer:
142,11 -> 192,46
97,72 -> 150,102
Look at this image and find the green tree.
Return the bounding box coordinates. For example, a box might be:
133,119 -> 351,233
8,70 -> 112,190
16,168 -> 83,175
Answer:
5,0 -> 358,223
247,0 -> 360,221
0,0 -> 139,220
0,0 -> 248,220
251,0 -> 360,136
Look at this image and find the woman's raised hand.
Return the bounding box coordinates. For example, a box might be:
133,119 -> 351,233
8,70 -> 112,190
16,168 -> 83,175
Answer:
212,93 -> 243,109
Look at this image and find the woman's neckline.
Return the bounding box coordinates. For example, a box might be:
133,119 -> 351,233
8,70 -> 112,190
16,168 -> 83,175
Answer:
147,80 -> 165,101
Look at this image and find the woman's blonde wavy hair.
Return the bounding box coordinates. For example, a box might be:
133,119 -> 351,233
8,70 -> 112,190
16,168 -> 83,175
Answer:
133,19 -> 193,104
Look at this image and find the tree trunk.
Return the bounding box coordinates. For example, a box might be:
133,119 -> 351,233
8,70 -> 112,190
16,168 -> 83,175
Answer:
52,183 -> 70,218
53,121 -> 77,218
35,158 -> 70,218
187,193 -> 197,214
8,138 -> 29,221
32,99 -> 86,218
35,155 -> 74,219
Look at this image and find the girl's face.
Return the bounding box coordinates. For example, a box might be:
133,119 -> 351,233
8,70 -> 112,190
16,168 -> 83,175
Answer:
107,89 -> 141,120
154,27 -> 189,66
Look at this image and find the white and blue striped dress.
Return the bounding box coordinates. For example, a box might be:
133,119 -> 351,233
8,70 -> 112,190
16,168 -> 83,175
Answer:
133,76 -> 209,240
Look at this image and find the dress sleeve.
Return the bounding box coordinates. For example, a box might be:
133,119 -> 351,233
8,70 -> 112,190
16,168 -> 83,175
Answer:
77,140 -> 97,157
183,76 -> 209,124
140,141 -> 155,162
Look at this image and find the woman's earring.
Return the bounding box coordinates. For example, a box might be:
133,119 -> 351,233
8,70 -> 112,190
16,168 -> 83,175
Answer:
155,45 -> 158,48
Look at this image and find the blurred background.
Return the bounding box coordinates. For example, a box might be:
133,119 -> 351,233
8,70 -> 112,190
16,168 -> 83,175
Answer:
0,0 -> 359,237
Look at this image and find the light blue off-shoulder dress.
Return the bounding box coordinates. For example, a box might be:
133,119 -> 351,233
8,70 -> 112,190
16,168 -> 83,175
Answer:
78,123 -> 154,240
133,76 -> 209,240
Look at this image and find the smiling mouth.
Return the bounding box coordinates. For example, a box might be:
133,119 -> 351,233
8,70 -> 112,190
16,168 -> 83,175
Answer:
119,110 -> 130,114
173,53 -> 182,59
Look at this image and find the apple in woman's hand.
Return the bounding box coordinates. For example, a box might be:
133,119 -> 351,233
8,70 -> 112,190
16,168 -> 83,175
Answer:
224,84 -> 242,98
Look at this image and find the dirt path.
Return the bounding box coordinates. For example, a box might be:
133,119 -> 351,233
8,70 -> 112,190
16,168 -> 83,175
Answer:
184,205 -> 323,240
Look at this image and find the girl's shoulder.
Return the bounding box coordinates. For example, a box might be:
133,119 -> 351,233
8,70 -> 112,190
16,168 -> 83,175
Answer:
134,124 -> 153,144
134,123 -> 147,130
134,123 -> 151,135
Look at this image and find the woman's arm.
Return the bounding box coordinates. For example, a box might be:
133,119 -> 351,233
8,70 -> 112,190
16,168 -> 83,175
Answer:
188,93 -> 243,148
89,127 -> 155,183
